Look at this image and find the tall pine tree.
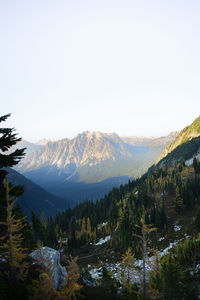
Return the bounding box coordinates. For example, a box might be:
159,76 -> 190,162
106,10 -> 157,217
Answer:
0,113 -> 26,221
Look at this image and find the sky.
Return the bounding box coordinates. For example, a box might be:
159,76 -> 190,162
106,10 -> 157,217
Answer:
0,0 -> 200,142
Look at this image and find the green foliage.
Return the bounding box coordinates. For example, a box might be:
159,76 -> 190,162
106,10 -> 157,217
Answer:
0,180 -> 30,300
0,114 -> 26,221
99,266 -> 119,295
14,205 -> 36,249
45,159 -> 200,254
0,114 -> 26,168
150,235 -> 200,299
159,254 -> 183,298
0,114 -> 36,299
195,208 -> 200,231
193,157 -> 200,174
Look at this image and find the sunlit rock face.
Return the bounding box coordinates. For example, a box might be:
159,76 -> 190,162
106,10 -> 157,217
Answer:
16,131 -> 177,183
30,247 -> 67,290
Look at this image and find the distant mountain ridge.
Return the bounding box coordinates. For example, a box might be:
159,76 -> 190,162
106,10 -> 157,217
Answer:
122,131 -> 178,147
6,138 -> 52,156
6,139 -> 42,155
36,139 -> 52,146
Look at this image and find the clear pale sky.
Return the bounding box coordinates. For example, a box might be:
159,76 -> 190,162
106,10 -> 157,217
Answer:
0,0 -> 200,142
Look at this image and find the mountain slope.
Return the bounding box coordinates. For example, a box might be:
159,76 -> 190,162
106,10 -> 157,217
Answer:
157,116 -> 200,163
6,168 -> 66,217
156,136 -> 200,168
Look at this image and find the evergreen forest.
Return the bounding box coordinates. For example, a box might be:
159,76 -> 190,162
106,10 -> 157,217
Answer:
1,114 -> 200,299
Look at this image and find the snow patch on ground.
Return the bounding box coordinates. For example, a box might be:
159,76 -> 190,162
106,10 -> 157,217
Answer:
195,264 -> 200,273
159,240 -> 178,257
88,262 -> 141,283
95,235 -> 111,246
174,225 -> 182,232
88,240 -> 179,286
158,237 -> 165,242
58,238 -> 68,244
89,267 -> 102,279
98,222 -> 108,229
0,254 -> 6,262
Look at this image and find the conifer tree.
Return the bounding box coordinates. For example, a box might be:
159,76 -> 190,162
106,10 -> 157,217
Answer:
0,114 -> 25,169
99,266 -> 118,297
57,256 -> 81,300
86,217 -> 91,235
120,248 -> 135,294
133,216 -> 156,298
195,208 -> 200,231
31,212 -> 45,242
0,113 -> 26,220
41,212 -> 47,230
159,254 -> 183,299
81,217 -> 86,234
193,157 -> 200,174
30,272 -> 56,300
0,180 -> 28,282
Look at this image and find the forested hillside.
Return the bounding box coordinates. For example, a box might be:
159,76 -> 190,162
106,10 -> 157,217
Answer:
31,154 -> 200,299
6,167 -> 66,217
1,114 -> 200,299
1,0 -> 200,298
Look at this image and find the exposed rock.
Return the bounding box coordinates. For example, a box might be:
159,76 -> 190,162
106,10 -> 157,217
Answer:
16,131 -> 176,183
30,247 -> 67,290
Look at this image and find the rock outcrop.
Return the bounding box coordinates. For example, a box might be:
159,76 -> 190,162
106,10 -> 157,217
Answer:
30,247 -> 67,290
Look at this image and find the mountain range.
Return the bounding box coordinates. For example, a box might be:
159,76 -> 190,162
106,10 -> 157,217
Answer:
9,116 -> 199,216
13,131 -> 178,204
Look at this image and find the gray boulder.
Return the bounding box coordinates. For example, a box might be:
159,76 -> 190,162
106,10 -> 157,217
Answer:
30,246 -> 67,289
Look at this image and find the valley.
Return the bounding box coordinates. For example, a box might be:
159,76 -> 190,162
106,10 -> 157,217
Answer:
1,114 -> 200,299
13,131 -> 178,210
1,1 -> 200,298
